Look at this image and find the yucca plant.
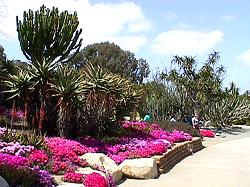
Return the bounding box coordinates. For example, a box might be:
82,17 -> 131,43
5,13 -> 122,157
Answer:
50,65 -> 84,138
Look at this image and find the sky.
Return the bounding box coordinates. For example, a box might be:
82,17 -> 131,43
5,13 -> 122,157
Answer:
0,0 -> 250,93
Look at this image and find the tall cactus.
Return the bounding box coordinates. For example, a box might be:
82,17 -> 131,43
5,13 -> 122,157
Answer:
16,5 -> 82,64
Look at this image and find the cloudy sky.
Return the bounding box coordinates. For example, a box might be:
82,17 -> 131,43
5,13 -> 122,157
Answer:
0,0 -> 250,92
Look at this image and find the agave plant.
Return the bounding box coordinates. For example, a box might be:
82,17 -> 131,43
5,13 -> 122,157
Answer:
79,63 -> 138,136
204,95 -> 250,127
50,65 -> 84,138
116,84 -> 143,121
3,68 -> 33,126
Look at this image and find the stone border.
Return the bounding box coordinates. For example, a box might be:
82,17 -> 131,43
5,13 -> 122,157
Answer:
153,137 -> 204,174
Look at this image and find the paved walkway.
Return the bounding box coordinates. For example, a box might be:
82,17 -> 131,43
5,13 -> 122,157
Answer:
118,137 -> 250,187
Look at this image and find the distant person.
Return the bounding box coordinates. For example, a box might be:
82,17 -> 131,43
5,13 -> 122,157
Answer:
170,115 -> 176,122
192,113 -> 199,130
143,113 -> 151,122
182,114 -> 189,123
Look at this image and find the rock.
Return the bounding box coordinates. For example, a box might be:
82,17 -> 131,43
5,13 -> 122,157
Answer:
80,153 -> 122,183
77,167 -> 106,178
0,176 -> 9,187
119,158 -> 158,179
52,175 -> 63,185
58,183 -> 83,187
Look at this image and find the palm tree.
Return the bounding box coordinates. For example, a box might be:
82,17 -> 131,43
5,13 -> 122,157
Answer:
50,65 -> 84,138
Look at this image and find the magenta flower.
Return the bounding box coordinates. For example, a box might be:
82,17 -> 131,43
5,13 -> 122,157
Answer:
63,172 -> 84,183
83,172 -> 108,187
200,129 -> 215,138
0,153 -> 28,166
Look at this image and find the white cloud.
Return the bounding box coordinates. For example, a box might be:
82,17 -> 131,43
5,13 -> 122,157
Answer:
221,15 -> 236,23
151,30 -> 223,56
237,49 -> 250,66
0,0 -> 150,53
127,21 -> 151,33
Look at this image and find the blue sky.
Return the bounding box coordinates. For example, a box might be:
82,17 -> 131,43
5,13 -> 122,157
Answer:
0,0 -> 250,92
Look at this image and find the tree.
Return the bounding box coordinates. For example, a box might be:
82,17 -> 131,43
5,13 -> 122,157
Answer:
71,42 -> 150,84
161,51 -> 225,115
15,5 -> 83,133
16,5 -> 82,65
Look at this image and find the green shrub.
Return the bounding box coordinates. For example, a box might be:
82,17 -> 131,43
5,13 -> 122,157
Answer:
0,128 -> 47,149
155,120 -> 201,137
0,163 -> 38,187
0,115 -> 9,126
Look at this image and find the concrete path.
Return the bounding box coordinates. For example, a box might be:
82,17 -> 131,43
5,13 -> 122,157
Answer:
118,137 -> 250,187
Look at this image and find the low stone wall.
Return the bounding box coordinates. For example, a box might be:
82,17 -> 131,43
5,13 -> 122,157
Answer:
153,137 -> 203,174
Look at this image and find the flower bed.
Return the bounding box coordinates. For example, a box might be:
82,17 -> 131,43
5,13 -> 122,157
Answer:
200,129 -> 215,138
0,121 -> 193,186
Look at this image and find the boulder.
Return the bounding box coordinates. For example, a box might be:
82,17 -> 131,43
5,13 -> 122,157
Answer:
58,183 -> 83,187
77,167 -> 106,178
0,176 -> 9,187
52,175 -> 63,185
119,158 -> 158,179
80,153 -> 122,183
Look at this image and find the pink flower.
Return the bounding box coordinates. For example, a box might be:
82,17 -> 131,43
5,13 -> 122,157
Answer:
83,172 -> 108,187
63,172 -> 84,183
200,129 -> 215,138
0,153 -> 28,166
28,150 -> 48,166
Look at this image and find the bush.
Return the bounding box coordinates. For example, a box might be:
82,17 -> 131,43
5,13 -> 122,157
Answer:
155,120 -> 201,137
0,128 -> 47,149
0,163 -> 38,187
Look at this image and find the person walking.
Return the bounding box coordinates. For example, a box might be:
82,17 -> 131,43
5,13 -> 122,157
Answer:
192,113 -> 199,130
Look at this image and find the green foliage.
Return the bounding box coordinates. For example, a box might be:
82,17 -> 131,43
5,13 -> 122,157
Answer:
0,115 -> 10,126
71,42 -> 150,83
161,51 -> 225,115
16,5 -> 82,64
77,64 -> 143,137
0,128 -> 47,149
3,68 -> 33,101
204,84 -> 250,127
140,71 -> 192,121
13,5 -> 83,135
50,65 -> 84,137
79,64 -> 122,136
0,163 -> 38,187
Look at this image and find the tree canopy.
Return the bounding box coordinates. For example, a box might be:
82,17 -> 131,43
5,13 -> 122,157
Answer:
161,51 -> 225,114
16,5 -> 82,65
71,42 -> 150,84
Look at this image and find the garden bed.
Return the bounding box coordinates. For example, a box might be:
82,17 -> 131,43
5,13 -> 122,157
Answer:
153,137 -> 203,174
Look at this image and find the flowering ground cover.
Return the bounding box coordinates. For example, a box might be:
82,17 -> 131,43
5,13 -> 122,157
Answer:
0,121 -> 193,186
200,129 -> 215,138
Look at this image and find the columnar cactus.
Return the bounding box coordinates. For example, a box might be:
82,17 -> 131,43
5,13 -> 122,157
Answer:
16,5 -> 82,64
